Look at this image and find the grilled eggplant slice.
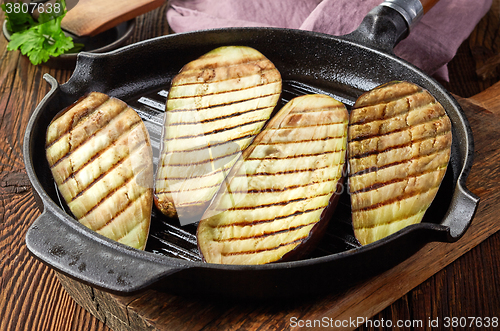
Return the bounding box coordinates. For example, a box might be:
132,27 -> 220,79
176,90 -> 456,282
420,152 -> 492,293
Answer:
348,81 -> 452,246
46,92 -> 154,250
197,94 -> 348,265
154,46 -> 282,224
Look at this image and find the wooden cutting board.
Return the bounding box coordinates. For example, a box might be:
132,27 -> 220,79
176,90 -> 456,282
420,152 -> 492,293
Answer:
61,0 -> 165,37
55,81 -> 500,331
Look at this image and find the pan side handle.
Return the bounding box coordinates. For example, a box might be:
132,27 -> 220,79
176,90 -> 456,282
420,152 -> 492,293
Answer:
441,183 -> 480,241
25,203 -> 188,294
341,0 -> 427,53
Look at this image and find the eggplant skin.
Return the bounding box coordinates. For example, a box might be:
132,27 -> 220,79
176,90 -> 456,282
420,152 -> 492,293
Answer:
197,94 -> 348,265
348,81 -> 452,246
154,46 -> 282,223
46,92 -> 153,250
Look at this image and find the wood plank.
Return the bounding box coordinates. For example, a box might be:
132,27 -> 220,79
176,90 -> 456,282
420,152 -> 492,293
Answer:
469,0 -> 500,82
468,81 -> 500,115
61,0 -> 165,37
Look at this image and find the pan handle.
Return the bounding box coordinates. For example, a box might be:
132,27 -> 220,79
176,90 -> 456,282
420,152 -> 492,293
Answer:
440,182 -> 479,242
25,202 -> 189,294
341,0 -> 438,53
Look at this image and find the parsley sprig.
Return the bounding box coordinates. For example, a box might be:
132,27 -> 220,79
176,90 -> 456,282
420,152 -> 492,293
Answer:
2,0 -> 83,65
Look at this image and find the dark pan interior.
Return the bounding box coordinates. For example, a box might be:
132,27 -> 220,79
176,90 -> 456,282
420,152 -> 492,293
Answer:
26,27 -> 475,299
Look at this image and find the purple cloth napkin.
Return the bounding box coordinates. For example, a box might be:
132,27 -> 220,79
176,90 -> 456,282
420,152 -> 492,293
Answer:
167,0 -> 492,81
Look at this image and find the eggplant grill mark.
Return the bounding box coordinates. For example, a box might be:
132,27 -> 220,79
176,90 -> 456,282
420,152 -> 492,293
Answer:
351,88 -> 423,119
49,106 -> 136,169
272,121 -> 346,129
165,118 -> 267,140
349,145 -> 450,179
156,149 -> 239,179
349,130 -> 452,160
46,96 -> 111,146
352,182 -> 441,213
167,106 -> 272,126
220,238 -> 305,256
155,181 -> 222,196
289,106 -> 346,114
222,177 -> 340,196
53,119 -> 143,183
353,206 -> 429,230
113,221 -> 142,243
348,114 -> 449,143
161,148 -> 241,168
68,139 -> 148,203
246,147 -> 346,160
350,93 -> 418,125
175,68 -> 278,87
94,189 -> 150,232
169,77 -> 281,100
259,135 -> 346,146
214,206 -> 323,228
76,171 -> 139,219
46,98 -> 122,150
350,164 -> 447,196
348,117 -> 408,143
215,222 -> 317,242
161,134 -> 252,156
167,92 -> 280,113
240,161 -> 344,177
62,123 -> 146,185
226,191 -> 332,211
350,97 -> 442,129
183,56 -> 270,68
176,59 -> 274,79
156,167 -> 224,182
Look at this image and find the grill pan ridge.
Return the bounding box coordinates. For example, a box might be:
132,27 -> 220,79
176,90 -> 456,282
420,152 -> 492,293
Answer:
24,2 -> 479,299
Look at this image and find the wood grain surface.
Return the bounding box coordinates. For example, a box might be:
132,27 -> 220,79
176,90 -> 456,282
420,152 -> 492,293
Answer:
61,0 -> 165,37
1,2 -> 500,331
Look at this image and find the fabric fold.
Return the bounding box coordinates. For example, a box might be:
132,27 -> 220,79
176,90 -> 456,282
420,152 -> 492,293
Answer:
167,0 -> 492,81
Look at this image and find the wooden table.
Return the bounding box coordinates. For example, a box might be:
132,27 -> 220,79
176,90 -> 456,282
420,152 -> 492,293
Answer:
2,3 -> 500,330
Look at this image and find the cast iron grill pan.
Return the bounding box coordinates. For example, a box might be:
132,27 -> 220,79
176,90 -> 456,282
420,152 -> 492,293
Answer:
24,1 -> 479,299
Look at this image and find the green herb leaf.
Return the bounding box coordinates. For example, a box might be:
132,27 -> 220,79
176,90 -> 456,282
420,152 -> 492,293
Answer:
38,0 -> 67,24
1,2 -> 35,33
3,0 -> 83,66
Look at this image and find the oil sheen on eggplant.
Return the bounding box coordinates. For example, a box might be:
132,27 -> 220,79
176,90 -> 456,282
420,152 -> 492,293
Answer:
197,94 -> 348,265
46,92 -> 154,250
154,46 -> 282,224
348,81 -> 452,246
